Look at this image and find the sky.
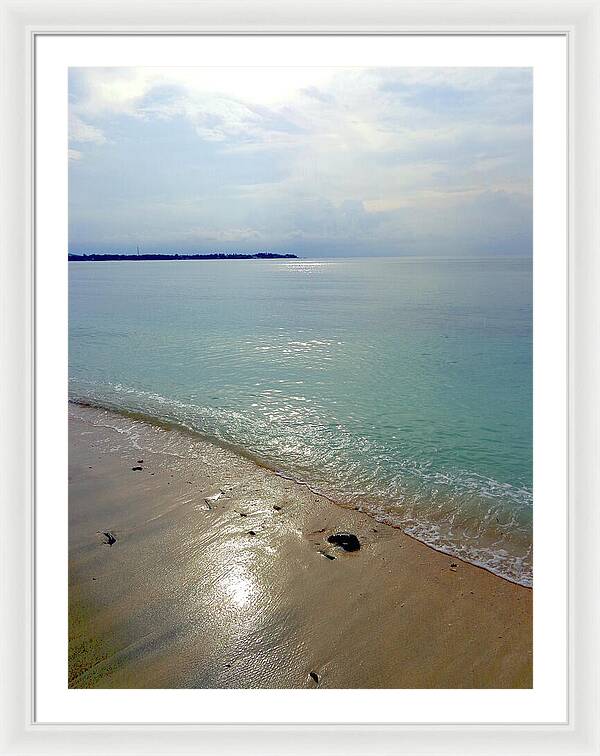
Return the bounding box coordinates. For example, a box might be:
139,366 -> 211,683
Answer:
68,67 -> 532,257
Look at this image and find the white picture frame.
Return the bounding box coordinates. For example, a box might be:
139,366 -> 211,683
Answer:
0,1 -> 598,754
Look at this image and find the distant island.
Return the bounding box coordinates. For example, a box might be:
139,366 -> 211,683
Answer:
68,252 -> 298,262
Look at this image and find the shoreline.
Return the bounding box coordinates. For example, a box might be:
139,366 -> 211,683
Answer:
68,253 -> 298,262
69,403 -> 532,689
69,398 -> 532,588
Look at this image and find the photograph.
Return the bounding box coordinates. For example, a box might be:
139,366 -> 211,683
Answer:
67,65 -> 533,690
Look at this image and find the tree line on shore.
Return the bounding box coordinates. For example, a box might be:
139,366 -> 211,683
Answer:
68,252 -> 298,261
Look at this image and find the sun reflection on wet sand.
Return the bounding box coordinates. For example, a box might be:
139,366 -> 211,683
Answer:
222,562 -> 258,609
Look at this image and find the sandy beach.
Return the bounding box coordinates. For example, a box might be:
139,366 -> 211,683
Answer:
69,403 -> 532,689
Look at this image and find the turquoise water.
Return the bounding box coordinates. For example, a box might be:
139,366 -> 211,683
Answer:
69,257 -> 532,585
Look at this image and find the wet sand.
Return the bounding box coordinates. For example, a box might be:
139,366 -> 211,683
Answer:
69,404 -> 532,689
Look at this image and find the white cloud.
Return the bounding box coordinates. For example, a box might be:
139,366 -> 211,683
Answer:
69,67 -> 532,255
69,114 -> 107,145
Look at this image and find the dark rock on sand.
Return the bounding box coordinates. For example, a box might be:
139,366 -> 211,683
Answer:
100,531 -> 116,546
327,532 -> 361,552
309,671 -> 320,684
137,459 -> 144,463
132,466 -> 143,471
273,505 -> 282,511
248,530 -> 256,536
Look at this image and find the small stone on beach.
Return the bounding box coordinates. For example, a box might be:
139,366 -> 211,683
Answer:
132,466 -> 143,471
309,671 -> 320,684
273,505 -> 282,511
100,531 -> 116,546
318,549 -> 336,560
327,532 -> 361,552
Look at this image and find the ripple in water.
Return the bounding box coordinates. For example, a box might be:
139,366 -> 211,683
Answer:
69,257 -> 533,585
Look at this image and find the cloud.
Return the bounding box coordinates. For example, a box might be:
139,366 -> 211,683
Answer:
69,114 -> 107,145
302,86 -> 335,104
68,67 -> 532,256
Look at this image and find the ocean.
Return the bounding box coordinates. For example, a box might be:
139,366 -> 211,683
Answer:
69,256 -> 532,586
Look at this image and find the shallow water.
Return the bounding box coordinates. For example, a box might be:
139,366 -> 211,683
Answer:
69,256 -> 532,584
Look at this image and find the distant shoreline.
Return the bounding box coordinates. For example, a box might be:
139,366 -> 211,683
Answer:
68,252 -> 298,262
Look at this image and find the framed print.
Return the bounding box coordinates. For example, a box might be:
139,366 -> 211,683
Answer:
0,1 -> 599,755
